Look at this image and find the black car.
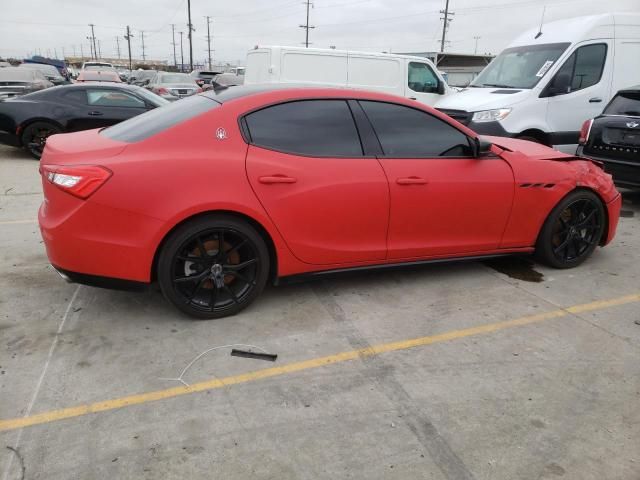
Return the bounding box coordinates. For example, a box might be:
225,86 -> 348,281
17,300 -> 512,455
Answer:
578,86 -> 640,188
0,83 -> 168,159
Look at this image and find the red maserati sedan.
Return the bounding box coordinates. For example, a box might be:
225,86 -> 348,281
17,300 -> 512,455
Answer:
38,86 -> 622,319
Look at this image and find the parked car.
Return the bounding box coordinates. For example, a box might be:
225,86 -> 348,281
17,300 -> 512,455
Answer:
146,72 -> 202,101
0,61 -> 12,68
38,86 -> 621,319
577,86 -> 640,188
0,83 -> 168,158
245,46 -> 451,105
18,62 -> 69,85
189,70 -> 220,89
0,67 -> 52,100
436,13 -> 640,153
129,70 -> 157,86
211,72 -> 244,90
76,70 -> 122,83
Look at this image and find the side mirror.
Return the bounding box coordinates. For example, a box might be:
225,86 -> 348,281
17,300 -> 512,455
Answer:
474,137 -> 493,157
437,81 -> 446,95
548,72 -> 571,96
143,79 -> 150,85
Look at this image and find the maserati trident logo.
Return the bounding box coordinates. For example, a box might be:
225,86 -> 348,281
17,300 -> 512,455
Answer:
215,127 -> 227,140
627,121 -> 639,128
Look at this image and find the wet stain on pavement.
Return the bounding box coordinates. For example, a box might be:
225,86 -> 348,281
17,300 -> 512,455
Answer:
484,257 -> 544,283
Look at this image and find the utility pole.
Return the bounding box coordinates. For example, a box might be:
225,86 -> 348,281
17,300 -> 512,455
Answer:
141,31 -> 146,61
88,24 -> 98,60
73,45 -> 76,57
439,0 -> 454,53
80,44 -> 84,60
204,16 -> 212,70
473,36 -> 480,55
170,24 -> 178,68
299,0 -> 315,48
179,31 -> 184,72
124,26 -> 134,72
187,0 -> 194,71
97,39 -> 102,59
86,37 -> 94,59
54,48 -> 58,59
116,36 -> 121,59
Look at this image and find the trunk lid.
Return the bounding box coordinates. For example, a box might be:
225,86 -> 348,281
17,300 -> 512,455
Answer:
41,128 -> 128,166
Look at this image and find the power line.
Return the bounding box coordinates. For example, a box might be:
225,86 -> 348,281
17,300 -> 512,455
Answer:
300,0 -> 315,48
204,16 -> 213,70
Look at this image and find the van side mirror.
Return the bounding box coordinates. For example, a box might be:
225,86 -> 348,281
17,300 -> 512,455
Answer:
474,137 -> 493,157
437,81 -> 446,95
548,72 -> 571,96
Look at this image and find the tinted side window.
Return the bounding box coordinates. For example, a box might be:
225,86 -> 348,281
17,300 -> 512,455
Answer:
62,90 -> 88,104
87,89 -> 146,108
245,100 -> 363,157
553,44 -> 607,93
408,62 -> 439,93
360,101 -> 472,157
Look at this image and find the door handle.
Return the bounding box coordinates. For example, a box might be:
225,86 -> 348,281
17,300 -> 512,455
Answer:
588,97 -> 602,103
88,111 -> 104,116
396,176 -> 427,185
258,175 -> 297,184
408,97 -> 417,100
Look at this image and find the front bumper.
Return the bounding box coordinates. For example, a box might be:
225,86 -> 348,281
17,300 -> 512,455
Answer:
603,193 -> 622,246
467,120 -> 514,138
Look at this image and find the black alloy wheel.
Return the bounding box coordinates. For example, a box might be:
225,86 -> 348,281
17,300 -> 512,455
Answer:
21,121 -> 62,159
158,215 -> 270,319
536,190 -> 605,268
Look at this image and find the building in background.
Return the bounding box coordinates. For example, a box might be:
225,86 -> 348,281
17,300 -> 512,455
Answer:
397,52 -> 494,87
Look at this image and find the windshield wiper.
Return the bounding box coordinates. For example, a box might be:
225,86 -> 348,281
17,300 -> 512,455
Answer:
478,83 -> 518,88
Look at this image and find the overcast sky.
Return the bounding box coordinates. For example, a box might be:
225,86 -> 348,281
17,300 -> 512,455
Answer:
0,0 -> 637,65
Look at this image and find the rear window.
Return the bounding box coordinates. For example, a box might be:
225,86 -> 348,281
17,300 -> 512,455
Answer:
0,68 -> 36,81
101,94 -> 219,143
604,91 -> 640,116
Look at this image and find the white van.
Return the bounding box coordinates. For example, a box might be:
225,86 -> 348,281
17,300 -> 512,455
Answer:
245,46 -> 451,106
435,13 -> 640,152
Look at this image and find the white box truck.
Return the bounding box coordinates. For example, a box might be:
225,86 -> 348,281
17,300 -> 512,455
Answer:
244,46 -> 452,106
435,13 -> 640,152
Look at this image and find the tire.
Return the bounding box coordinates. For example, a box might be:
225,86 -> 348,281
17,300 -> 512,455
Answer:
157,215 -> 270,320
20,121 -> 62,159
535,190 -> 605,269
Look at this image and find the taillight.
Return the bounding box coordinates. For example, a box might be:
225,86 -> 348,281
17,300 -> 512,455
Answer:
155,87 -> 169,95
41,165 -> 112,199
196,87 -> 203,93
578,119 -> 593,145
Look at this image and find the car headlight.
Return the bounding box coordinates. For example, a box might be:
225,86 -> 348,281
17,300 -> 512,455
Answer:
472,108 -> 512,123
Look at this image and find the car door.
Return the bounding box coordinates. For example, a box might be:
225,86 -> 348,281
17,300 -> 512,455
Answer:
544,42 -> 612,147
84,88 -> 150,128
405,61 -> 444,106
358,100 -> 514,259
244,99 -> 389,265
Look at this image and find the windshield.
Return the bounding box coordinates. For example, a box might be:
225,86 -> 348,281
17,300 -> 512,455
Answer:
471,42 -> 570,89
604,91 -> 640,117
159,73 -> 193,83
20,64 -> 61,77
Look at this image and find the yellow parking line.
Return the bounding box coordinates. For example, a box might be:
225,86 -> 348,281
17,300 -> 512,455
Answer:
1,292 -> 638,433
0,219 -> 38,225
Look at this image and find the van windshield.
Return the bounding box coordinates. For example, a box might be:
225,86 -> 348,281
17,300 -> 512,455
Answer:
471,42 -> 570,89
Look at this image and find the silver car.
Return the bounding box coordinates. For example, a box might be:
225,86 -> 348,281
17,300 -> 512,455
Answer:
146,72 -> 201,101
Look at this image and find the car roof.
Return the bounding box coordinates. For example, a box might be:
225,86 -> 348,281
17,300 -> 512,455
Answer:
200,84 -> 394,103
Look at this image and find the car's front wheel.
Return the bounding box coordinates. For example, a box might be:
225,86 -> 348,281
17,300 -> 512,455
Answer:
536,190 -> 605,268
157,215 -> 270,319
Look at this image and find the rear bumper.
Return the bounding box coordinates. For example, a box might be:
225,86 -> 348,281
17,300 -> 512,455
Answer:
38,189 -> 163,284
578,148 -> 640,188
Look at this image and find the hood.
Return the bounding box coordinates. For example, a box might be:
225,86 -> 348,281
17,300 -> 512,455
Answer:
484,136 -> 576,160
162,83 -> 199,89
435,87 -> 532,112
42,129 -> 127,165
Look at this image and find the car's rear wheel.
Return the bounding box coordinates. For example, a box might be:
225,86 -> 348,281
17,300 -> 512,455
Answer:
157,215 -> 270,319
536,190 -> 605,268
21,121 -> 62,159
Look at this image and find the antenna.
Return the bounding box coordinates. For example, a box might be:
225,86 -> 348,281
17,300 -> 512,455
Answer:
535,6 -> 546,39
